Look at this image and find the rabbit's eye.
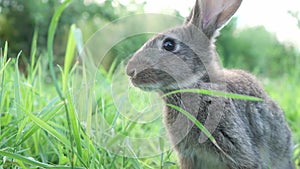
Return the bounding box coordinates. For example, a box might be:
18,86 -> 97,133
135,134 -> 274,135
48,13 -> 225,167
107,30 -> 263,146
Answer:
162,38 -> 177,52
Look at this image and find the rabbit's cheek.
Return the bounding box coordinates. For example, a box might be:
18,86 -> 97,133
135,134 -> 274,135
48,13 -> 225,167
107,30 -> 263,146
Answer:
130,69 -> 177,91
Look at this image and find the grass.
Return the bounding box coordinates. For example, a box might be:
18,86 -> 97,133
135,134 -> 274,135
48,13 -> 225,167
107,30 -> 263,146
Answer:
0,2 -> 299,168
1,2 -> 176,168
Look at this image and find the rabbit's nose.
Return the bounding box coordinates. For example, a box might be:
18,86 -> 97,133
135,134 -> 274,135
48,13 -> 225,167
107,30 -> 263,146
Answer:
126,68 -> 137,77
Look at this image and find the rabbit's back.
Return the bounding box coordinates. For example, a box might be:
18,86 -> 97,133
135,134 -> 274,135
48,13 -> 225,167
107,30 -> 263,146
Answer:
165,69 -> 294,169
223,69 -> 293,168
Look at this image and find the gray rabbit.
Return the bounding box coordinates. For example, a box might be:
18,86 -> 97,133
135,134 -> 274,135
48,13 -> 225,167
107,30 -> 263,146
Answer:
126,0 -> 294,168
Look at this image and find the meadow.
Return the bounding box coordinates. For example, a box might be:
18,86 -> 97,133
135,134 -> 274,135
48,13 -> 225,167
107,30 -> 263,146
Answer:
0,1 -> 299,169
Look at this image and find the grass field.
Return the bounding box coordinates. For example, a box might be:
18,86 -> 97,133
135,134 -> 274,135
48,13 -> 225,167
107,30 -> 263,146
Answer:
0,1 -> 299,168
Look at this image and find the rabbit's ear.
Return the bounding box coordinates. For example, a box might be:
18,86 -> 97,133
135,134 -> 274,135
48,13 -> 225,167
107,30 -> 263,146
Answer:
185,0 -> 201,27
186,0 -> 242,38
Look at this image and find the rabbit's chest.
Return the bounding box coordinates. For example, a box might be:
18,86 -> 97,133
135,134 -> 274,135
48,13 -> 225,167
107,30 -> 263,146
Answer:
176,141 -> 229,169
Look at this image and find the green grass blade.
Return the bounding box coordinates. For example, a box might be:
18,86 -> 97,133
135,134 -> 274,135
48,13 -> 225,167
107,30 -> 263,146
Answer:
107,58 -> 118,81
46,167 -> 86,169
164,88 -> 263,101
16,160 -> 27,168
0,42 -> 11,112
47,0 -> 71,99
30,28 -> 38,73
47,1 -> 77,167
66,93 -> 83,158
63,24 -> 76,92
61,24 -> 83,160
14,52 -> 26,142
166,104 -> 215,143
167,104 -> 236,163
0,131 -> 17,148
0,150 -> 51,168
0,58 -> 11,74
17,98 -> 63,146
0,150 -> 85,169
14,52 -> 22,106
23,108 -> 70,147
3,41 -> 8,63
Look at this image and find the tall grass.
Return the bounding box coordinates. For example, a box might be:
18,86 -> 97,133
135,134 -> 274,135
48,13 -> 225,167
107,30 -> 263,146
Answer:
0,1 -> 176,168
0,45 -> 176,168
0,2 -> 299,169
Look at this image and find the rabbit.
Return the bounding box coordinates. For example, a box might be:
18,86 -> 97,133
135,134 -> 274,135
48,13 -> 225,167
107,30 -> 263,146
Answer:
125,0 -> 294,168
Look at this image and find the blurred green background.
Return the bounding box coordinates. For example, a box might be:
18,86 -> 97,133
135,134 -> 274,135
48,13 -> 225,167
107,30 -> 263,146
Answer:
1,0 -> 299,76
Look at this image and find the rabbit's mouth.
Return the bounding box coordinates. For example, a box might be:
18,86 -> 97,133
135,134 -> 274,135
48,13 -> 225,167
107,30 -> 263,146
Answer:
129,68 -> 177,91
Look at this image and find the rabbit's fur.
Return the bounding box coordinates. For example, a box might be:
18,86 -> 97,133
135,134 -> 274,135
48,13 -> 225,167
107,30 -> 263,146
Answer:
126,0 -> 294,168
